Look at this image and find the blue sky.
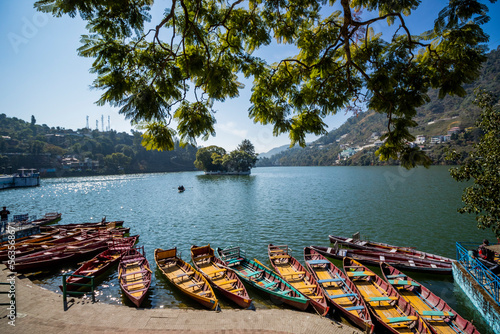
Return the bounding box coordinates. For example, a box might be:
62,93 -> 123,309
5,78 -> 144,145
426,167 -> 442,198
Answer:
1,1 -> 499,153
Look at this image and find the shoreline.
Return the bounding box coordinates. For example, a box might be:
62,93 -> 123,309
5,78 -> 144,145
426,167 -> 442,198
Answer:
0,265 -> 362,334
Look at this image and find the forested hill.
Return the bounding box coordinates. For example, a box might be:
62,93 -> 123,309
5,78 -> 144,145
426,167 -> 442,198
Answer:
0,117 -> 197,176
257,47 -> 500,167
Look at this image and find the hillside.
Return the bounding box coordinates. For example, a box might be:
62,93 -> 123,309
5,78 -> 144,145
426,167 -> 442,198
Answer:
0,116 -> 197,176
257,47 -> 500,167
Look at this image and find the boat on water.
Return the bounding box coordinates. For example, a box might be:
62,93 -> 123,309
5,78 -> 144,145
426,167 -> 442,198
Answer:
216,246 -> 309,311
329,234 -> 453,264
190,244 -> 252,308
344,257 -> 432,334
380,263 -> 480,334
178,185 -> 185,192
303,247 -> 373,333
0,169 -> 40,190
61,236 -> 138,292
268,244 -> 329,316
32,212 -> 62,226
118,246 -> 152,307
155,247 -> 218,310
310,245 -> 452,275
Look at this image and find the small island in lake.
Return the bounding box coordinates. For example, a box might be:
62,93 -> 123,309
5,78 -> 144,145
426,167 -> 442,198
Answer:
195,140 -> 258,175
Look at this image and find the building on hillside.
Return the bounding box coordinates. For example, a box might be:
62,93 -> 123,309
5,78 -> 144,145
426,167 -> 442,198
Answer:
340,147 -> 360,159
431,136 -> 444,144
448,127 -> 461,135
415,135 -> 426,144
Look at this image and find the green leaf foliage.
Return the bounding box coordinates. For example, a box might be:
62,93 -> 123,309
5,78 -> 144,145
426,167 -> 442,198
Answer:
449,90 -> 500,237
34,0 -> 496,165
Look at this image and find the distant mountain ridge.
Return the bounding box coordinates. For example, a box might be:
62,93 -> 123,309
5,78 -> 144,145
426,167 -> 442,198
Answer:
257,47 -> 500,167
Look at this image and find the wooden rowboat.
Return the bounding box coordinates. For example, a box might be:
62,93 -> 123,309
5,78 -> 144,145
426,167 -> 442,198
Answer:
32,212 -> 62,226
155,247 -> 218,310
329,234 -> 453,264
310,245 -> 452,275
344,258 -> 432,334
304,247 -> 374,333
268,244 -> 329,316
381,263 -> 480,334
191,244 -> 252,308
118,246 -> 152,307
61,236 -> 138,292
216,246 -> 309,311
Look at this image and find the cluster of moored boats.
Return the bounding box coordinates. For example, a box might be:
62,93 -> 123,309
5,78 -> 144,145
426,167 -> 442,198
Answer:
3,224 -> 484,334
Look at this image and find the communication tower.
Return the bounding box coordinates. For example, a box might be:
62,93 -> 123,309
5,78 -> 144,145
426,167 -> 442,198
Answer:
101,115 -> 104,132
86,116 -> 89,129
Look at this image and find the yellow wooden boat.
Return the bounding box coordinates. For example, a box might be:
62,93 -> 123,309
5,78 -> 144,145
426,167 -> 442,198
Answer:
344,257 -> 432,334
381,263 -> 480,334
155,247 -> 218,310
268,244 -> 329,315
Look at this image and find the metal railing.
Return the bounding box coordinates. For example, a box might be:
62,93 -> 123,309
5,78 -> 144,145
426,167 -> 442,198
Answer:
61,274 -> 95,310
456,242 -> 500,306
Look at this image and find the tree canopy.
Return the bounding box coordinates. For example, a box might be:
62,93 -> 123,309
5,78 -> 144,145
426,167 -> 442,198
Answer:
34,0 -> 496,168
194,139 -> 258,172
448,90 -> 500,238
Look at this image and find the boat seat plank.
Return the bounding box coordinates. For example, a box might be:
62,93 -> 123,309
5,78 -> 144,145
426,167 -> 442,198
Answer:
329,293 -> 356,299
263,281 -> 278,288
176,272 -> 194,278
346,271 -> 375,277
270,255 -> 290,259
307,260 -> 330,265
121,270 -> 146,277
297,284 -> 317,289
344,305 -> 365,311
386,274 -> 406,279
229,288 -> 244,293
385,316 -> 418,324
420,311 -> 454,317
282,271 -> 305,276
308,295 -> 324,299
187,282 -> 204,288
246,271 -> 263,277
388,279 -> 420,286
366,296 -> 398,302
193,254 -> 212,261
209,269 -> 226,275
318,278 -> 342,283
220,279 -> 237,285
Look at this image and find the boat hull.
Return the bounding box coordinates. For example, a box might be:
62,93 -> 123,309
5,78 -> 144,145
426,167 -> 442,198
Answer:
216,247 -> 309,311
268,244 -> 329,316
118,246 -> 151,307
311,245 -> 452,275
156,247 -> 218,310
191,245 -> 251,308
304,247 -> 373,333
380,263 -> 480,334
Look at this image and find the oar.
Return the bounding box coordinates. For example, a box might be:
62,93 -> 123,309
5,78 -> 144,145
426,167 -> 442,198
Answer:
253,258 -> 274,273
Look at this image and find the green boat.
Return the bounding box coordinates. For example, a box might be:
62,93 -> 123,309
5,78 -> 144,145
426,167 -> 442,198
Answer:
216,246 -> 309,311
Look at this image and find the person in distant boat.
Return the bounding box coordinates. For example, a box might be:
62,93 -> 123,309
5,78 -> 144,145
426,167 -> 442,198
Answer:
0,206 -> 10,233
178,185 -> 185,192
478,239 -> 495,262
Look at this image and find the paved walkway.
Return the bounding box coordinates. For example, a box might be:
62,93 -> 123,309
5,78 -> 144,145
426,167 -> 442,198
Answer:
0,266 -> 362,334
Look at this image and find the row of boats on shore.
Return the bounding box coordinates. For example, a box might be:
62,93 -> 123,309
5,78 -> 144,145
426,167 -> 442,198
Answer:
2,224 -> 486,334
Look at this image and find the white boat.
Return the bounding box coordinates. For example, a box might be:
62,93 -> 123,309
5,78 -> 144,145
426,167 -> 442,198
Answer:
0,169 -> 40,190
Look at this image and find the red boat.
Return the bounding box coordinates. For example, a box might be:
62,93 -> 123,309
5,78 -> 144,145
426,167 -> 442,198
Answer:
329,234 -> 453,264
191,245 -> 252,308
61,236 -> 138,292
344,258 -> 432,334
118,246 -> 151,307
310,245 -> 452,275
304,247 -> 373,333
380,263 -> 480,334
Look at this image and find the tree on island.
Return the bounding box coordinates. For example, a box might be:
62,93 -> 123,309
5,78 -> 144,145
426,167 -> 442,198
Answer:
195,140 -> 258,173
448,90 -> 500,238
34,0 -> 494,168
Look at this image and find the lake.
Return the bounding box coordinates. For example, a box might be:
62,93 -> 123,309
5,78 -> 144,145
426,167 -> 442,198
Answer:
0,166 -> 494,333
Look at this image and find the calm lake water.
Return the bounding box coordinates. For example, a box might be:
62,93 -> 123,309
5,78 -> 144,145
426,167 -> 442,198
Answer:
0,166 -> 494,333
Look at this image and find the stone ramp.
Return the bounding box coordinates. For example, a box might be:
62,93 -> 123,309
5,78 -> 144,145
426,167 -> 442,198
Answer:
0,266 -> 361,334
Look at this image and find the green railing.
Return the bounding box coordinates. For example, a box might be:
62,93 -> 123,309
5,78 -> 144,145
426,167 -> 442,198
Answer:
62,274 -> 95,310
456,242 -> 500,306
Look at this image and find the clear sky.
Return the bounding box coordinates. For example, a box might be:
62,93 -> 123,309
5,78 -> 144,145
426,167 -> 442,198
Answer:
1,1 -> 499,153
